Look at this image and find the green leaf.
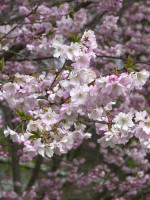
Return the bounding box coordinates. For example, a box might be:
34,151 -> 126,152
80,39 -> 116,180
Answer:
16,109 -> 24,117
45,30 -> 56,38
127,55 -> 133,63
15,109 -> 32,121
0,57 -> 4,72
68,66 -> 72,72
0,39 -> 5,45
129,65 -> 139,68
35,129 -> 40,137
70,32 -> 76,41
56,1 -> 64,7
126,158 -> 136,169
28,135 -> 36,140
15,109 -> 27,120
28,116 -> 33,120
125,55 -> 139,69
70,33 -> 82,43
69,12 -> 74,19
56,75 -> 61,81
76,36 -> 82,42
29,129 -> 41,140
27,0 -> 33,6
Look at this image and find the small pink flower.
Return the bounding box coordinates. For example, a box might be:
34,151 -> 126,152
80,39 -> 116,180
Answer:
24,141 -> 30,146
108,118 -> 112,123
12,117 -> 21,123
109,75 -> 118,83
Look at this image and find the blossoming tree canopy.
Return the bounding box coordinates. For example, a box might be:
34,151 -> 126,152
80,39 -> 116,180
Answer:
0,0 -> 150,199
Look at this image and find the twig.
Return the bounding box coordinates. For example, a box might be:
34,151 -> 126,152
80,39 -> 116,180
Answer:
0,43 -> 25,61
12,56 -> 54,62
6,50 -> 42,68
50,60 -> 67,88
0,0 -> 45,40
97,55 -> 150,66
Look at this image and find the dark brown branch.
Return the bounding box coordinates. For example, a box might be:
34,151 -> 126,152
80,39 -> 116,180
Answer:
0,43 -> 25,61
26,155 -> 43,190
50,60 -> 67,88
85,11 -> 107,30
2,106 -> 22,194
78,116 -> 113,125
97,55 -> 150,66
74,1 -> 92,12
5,50 -> 42,68
12,56 -> 53,62
10,141 -> 21,194
86,119 -> 113,125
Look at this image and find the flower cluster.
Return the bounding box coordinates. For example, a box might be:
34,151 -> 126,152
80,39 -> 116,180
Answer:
1,31 -> 149,158
0,0 -> 150,199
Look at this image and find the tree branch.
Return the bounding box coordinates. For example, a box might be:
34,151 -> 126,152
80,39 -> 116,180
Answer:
0,43 -> 25,61
97,55 -> 150,66
26,155 -> 43,190
10,141 -> 21,194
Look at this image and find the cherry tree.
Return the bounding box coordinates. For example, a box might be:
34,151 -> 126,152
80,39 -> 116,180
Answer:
0,0 -> 150,199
